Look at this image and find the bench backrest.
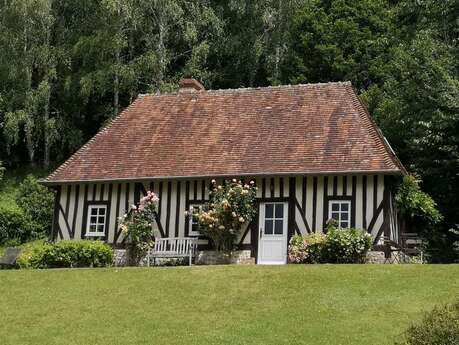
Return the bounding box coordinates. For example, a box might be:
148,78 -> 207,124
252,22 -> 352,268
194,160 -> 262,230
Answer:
154,237 -> 198,255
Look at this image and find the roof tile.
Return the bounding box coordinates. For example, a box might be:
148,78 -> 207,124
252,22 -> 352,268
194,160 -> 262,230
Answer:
46,82 -> 404,183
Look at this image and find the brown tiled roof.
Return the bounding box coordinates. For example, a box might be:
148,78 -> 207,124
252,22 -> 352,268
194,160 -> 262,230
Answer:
45,81 -> 404,183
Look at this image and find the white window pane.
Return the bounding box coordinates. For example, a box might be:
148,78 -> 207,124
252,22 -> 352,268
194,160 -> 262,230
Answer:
99,208 -> 106,215
341,203 -> 349,212
265,220 -> 273,235
331,203 -> 339,212
265,204 -> 274,218
275,204 -> 284,218
331,212 -> 340,220
274,220 -> 283,234
340,222 -> 349,228
98,216 -> 105,224
91,208 -> 98,216
341,213 -> 348,221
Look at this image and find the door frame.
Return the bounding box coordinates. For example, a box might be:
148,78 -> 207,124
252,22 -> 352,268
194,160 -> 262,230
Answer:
257,201 -> 289,265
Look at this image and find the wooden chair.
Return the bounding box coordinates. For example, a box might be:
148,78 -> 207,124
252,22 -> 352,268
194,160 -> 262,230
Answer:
0,248 -> 22,269
376,237 -> 403,264
400,233 -> 424,263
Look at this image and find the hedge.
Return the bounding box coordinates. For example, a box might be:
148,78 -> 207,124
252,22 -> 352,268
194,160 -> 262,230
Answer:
18,240 -> 114,269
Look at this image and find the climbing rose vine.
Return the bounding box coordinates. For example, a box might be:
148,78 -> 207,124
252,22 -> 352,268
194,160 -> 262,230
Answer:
190,179 -> 257,252
119,191 -> 159,265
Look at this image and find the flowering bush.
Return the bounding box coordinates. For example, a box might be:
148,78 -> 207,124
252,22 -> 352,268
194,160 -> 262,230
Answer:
191,179 -> 257,252
118,191 -> 159,265
288,226 -> 372,264
324,227 -> 373,263
288,233 -> 326,263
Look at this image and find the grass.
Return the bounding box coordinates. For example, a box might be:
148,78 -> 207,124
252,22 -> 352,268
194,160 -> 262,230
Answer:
0,265 -> 458,345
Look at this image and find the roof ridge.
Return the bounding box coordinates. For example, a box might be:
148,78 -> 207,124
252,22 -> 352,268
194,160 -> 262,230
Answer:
140,81 -> 352,98
45,97 -> 142,181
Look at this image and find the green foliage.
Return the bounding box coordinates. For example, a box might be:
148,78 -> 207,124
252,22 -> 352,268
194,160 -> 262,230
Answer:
364,24 -> 459,262
399,301 -> 459,345
16,175 -> 54,238
394,175 -> 454,262
285,0 -> 394,89
0,205 -> 33,246
324,228 -> 373,264
288,228 -> 372,264
17,240 -> 114,269
395,175 -> 442,225
118,191 -> 158,265
193,179 -> 257,252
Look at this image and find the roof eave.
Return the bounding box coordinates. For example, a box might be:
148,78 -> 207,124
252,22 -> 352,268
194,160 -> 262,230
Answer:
40,168 -> 403,186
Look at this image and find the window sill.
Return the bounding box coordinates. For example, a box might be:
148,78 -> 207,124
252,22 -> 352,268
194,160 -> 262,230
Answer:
85,233 -> 105,237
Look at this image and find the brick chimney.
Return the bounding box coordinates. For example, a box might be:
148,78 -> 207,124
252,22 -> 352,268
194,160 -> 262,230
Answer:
179,78 -> 205,93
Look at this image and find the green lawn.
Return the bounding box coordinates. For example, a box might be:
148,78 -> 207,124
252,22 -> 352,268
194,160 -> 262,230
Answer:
0,265 -> 458,345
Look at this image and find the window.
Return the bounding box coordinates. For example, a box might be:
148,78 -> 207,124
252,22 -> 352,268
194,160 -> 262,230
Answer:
328,200 -> 351,229
188,204 -> 201,236
86,205 -> 107,236
264,203 -> 285,235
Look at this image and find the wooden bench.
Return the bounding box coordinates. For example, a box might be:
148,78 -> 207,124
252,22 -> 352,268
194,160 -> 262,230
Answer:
0,248 -> 22,269
146,237 -> 198,266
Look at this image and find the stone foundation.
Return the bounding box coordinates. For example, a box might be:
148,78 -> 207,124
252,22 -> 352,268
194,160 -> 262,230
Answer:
113,249 -> 255,266
366,251 -> 386,264
195,250 -> 255,265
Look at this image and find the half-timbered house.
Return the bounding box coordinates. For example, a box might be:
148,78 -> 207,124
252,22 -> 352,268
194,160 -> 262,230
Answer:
42,79 -> 405,264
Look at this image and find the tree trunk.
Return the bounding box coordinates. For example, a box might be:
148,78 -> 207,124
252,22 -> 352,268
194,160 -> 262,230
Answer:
25,122 -> 35,165
113,49 -> 120,117
157,19 -> 166,88
24,27 -> 35,166
43,94 -> 50,168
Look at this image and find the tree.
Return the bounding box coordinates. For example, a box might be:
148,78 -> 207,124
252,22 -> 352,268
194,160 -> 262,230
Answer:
364,32 -> 459,262
284,0 -> 395,90
0,0 -> 56,167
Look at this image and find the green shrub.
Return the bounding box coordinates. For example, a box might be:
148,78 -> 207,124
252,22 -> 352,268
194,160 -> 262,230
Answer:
288,228 -> 371,264
395,175 -> 442,225
0,205 -> 33,245
399,301 -> 459,345
324,228 -> 372,263
16,175 -> 54,238
18,240 -> 114,269
288,233 -> 326,263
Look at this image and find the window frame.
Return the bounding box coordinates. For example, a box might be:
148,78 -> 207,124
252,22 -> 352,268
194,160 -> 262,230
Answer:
328,200 -> 351,229
86,204 -> 108,237
263,202 -> 287,236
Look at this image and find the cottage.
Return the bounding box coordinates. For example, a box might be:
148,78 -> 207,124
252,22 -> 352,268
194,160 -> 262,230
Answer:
43,79 -> 405,264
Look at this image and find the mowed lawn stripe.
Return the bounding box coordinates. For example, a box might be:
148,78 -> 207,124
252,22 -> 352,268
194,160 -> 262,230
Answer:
0,265 -> 458,345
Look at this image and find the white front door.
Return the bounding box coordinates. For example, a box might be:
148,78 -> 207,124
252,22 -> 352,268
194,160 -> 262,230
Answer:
257,202 -> 288,265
